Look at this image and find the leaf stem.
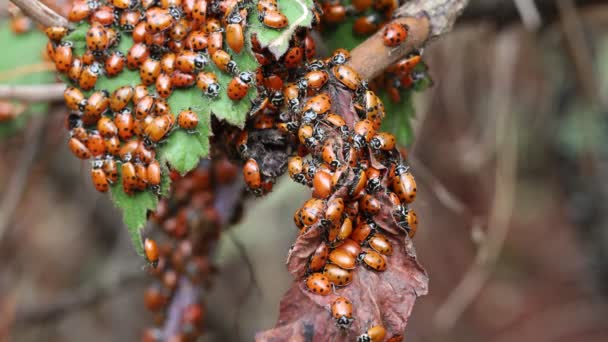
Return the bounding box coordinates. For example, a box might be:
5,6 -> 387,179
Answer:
9,0 -> 72,29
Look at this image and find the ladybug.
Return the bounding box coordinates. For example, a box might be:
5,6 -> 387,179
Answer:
335,238 -> 361,257
309,242 -> 329,272
370,132 -> 396,151
352,0 -> 373,12
391,53 -> 422,74
212,50 -> 239,75
283,47 -> 304,69
192,0 -> 207,22
156,73 -> 173,98
323,197 -> 344,225
10,15 -> 31,34
353,13 -> 382,35
227,72 -> 253,101
304,33 -> 316,60
305,272 -> 331,295
109,0 -> 135,9
325,113 -> 349,136
312,170 -> 332,199
68,137 -> 92,159
115,109 -> 135,141
127,43 -> 150,70
135,141 -> 156,164
226,21 -> 244,54
327,48 -> 350,67
122,161 -> 138,193
333,65 -> 362,90
45,26 -> 68,42
54,42 -> 73,73
322,2 -> 346,23
299,70 -> 329,91
118,140 -> 140,162
134,163 -> 148,190
243,158 -> 261,192
392,165 -> 416,203
104,27 -> 120,48
133,84 -> 149,104
357,325 -> 387,342
368,233 -> 393,255
207,30 -> 223,55
323,264 -> 353,287
104,51 -> 126,77
144,238 -> 159,267
235,130 -> 248,155
353,119 -> 376,149
399,207 -> 418,238
375,0 -> 399,12
102,157 -> 119,183
145,7 -> 174,33
186,30 -> 209,51
139,58 -> 161,86
169,19 -> 190,41
83,92 -> 108,122
298,124 -> 315,147
110,86 -> 134,112
263,74 -> 284,91
288,156 -> 306,184
303,93 -> 331,116
257,0 -> 278,12
119,10 -> 141,31
160,52 -> 177,73
177,108 -> 199,131
68,0 -> 96,22
153,99 -> 170,116
258,10 -> 288,29
91,161 -> 110,192
253,114 -> 274,129
176,50 -> 208,74
144,115 -> 174,145
331,297 -> 354,329
283,82 -> 301,111
86,22 -> 108,51
135,95 -> 156,120
358,249 -> 387,271
85,131 -> 106,157
360,194 -> 381,216
171,71 -> 196,88
299,198 -> 326,226
78,62 -> 101,91
64,86 -> 86,112
334,216 -> 354,243
383,23 -> 408,47
105,136 -> 121,156
328,248 -> 356,270
351,219 -> 374,244
132,22 -> 147,43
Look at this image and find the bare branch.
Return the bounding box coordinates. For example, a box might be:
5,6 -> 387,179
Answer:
348,0 -> 470,80
433,29 -> 520,332
0,84 -> 65,102
9,0 -> 71,28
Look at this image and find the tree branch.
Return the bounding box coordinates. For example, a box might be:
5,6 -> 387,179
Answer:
348,0 -> 470,80
0,84 -> 65,102
9,0 -> 71,28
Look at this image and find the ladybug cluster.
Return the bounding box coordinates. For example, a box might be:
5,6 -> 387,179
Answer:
46,0 -> 294,195
142,158 -> 243,341
369,51 -> 425,103
231,39 -> 417,337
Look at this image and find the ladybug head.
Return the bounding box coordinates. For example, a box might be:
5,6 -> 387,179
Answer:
206,83 -> 220,97
395,164 -> 409,176
227,10 -> 243,24
366,178 -> 381,194
369,136 -> 382,150
91,158 -> 104,169
353,134 -> 366,149
239,72 -> 254,84
336,316 -> 353,330
301,109 -> 317,124
357,334 -> 372,342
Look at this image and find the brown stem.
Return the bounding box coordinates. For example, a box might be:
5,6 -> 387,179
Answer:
348,0 -> 470,80
0,84 -> 65,102
9,0 -> 71,28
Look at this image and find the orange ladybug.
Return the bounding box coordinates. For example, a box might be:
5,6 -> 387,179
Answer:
331,297 -> 354,329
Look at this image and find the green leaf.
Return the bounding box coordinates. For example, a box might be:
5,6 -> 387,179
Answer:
110,170 -> 171,256
251,0 -> 315,58
157,88 -> 212,173
0,23 -> 54,136
379,89 -> 415,146
321,17 -> 367,52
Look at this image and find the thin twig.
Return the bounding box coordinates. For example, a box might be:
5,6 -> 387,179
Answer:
9,0 -> 71,28
0,62 -> 56,83
15,270 -> 146,324
0,115 -> 46,243
349,0 -> 471,80
513,0 -> 542,30
0,84 -> 65,102
433,30 -> 520,332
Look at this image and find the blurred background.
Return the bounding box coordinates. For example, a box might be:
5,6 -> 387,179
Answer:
2,0 -> 608,341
